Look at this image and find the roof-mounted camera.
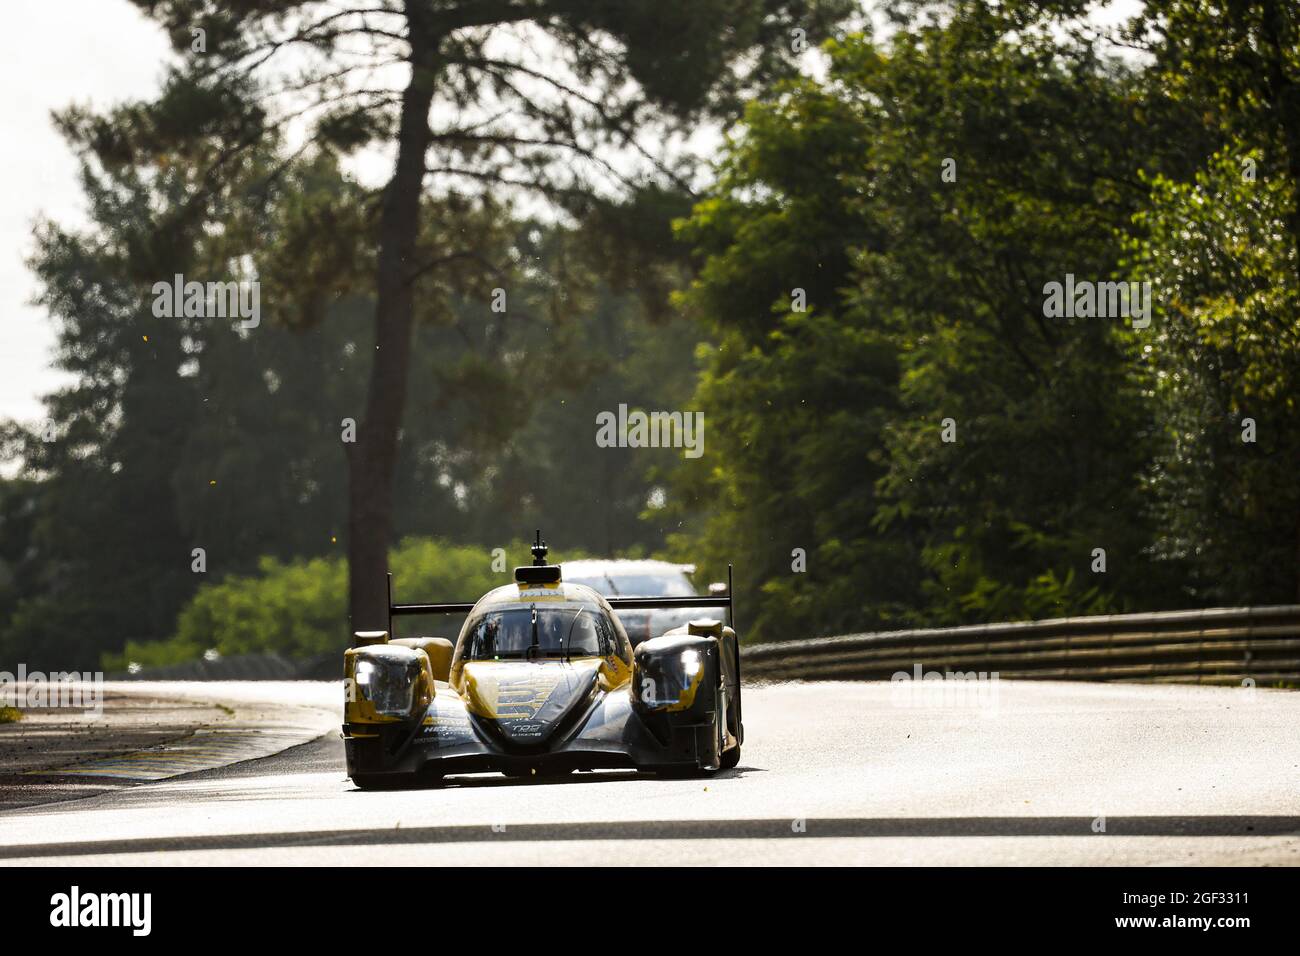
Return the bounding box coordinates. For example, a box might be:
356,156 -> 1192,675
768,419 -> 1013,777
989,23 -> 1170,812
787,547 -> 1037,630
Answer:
515,529 -> 561,584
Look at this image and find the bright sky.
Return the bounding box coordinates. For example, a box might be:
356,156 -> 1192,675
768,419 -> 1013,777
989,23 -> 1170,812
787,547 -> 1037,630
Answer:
0,0 -> 171,425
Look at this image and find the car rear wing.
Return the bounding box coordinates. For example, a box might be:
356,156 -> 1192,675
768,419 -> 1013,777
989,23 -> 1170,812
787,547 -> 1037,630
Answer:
607,594 -> 732,615
387,565 -> 735,634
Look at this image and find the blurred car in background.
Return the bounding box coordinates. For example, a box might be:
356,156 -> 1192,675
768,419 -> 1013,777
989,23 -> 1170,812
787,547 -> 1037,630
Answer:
561,559 -> 729,646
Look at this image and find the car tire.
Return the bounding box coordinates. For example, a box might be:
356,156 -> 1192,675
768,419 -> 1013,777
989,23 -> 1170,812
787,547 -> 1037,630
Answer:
719,744 -> 741,770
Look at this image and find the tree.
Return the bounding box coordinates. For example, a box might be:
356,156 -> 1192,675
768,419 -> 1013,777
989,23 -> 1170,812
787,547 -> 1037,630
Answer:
1127,1 -> 1300,598
665,34 -> 917,641
106,0 -> 856,635
668,4 -> 1197,639
1133,1 -> 1300,269
3,119 -> 622,668
855,7 -> 1189,623
1127,149 -> 1300,602
2,132 -> 370,667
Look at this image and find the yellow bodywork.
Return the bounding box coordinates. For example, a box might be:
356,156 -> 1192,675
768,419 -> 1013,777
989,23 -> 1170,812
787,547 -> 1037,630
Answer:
391,636 -> 453,682
346,584 -> 634,727
343,644 -> 434,726
458,654 -> 631,720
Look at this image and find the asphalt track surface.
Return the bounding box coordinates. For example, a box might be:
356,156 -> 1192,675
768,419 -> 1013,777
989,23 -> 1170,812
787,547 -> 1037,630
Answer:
2,680 -> 1298,865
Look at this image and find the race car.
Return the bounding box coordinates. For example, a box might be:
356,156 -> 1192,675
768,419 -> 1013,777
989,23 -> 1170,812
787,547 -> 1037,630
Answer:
342,533 -> 742,788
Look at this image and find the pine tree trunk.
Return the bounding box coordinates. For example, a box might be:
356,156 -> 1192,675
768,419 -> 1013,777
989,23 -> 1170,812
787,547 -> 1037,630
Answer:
346,43 -> 438,638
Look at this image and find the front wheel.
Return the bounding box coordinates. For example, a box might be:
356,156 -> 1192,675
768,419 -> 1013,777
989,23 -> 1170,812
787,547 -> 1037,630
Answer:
719,744 -> 741,770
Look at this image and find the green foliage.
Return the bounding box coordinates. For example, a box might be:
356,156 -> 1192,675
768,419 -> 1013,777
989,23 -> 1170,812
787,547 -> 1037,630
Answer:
1121,1 -> 1300,603
1127,146 -> 1300,602
104,538 -> 572,670
661,52 -> 915,642
667,8 -> 1201,640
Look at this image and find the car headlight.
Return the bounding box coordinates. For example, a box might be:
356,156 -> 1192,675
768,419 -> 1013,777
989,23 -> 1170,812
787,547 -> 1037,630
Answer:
634,641 -> 710,713
680,649 -> 701,678
354,656 -> 419,717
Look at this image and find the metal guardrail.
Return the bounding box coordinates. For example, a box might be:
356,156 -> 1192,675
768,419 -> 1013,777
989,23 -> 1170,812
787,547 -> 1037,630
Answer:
112,605 -> 1300,687
740,605 -> 1300,687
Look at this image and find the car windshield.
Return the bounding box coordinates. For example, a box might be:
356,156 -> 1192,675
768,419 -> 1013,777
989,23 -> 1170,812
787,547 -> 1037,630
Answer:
461,605 -> 612,661
567,572 -> 695,598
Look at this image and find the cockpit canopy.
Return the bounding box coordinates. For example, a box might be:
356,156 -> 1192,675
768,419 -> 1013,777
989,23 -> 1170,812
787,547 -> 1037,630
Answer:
460,603 -> 620,661
451,580 -> 633,669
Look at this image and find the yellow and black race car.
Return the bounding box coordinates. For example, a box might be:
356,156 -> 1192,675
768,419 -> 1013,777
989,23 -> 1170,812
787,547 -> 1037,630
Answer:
342,534 -> 742,788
